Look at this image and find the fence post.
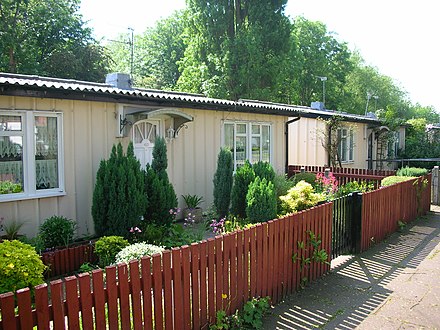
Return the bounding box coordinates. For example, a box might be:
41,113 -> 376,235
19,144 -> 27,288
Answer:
433,166 -> 439,205
351,192 -> 363,254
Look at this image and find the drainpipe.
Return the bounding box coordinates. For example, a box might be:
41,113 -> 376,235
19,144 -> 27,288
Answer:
285,117 -> 301,174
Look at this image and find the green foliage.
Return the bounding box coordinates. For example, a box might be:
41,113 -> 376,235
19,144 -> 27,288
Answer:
252,161 -> 275,183
0,240 -> 46,294
381,176 -> 415,187
273,173 -> 296,214
0,0 -> 110,80
0,180 -> 22,194
246,177 -> 277,223
141,223 -> 168,246
144,165 -> 177,226
151,137 -> 168,179
182,194 -> 204,209
396,166 -> 428,177
335,180 -> 374,198
39,216 -> 76,249
161,223 -> 202,249
279,181 -> 324,214
230,161 -> 255,219
210,296 -> 271,330
115,242 -> 164,264
292,172 -> 317,187
92,142 -> 147,237
213,148 -> 233,217
78,262 -> 98,273
1,219 -> 24,240
94,236 -> 130,267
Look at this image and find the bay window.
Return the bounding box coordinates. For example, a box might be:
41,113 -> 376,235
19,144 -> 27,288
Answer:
0,111 -> 64,200
224,121 -> 272,171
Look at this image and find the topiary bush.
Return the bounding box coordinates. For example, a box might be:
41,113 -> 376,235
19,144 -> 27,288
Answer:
246,177 -> 277,223
0,240 -> 46,294
213,148 -> 233,217
39,215 -> 76,249
292,172 -> 317,187
381,176 -> 415,187
94,236 -> 130,267
115,242 -> 165,264
92,142 -> 147,237
396,166 -> 428,177
252,161 -> 275,183
279,181 -> 324,214
230,161 -> 255,219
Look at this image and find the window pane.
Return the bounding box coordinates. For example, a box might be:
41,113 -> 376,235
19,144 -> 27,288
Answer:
236,123 -> 246,134
236,136 -> 247,168
0,115 -> 22,131
252,124 -> 260,135
349,131 -> 353,161
224,124 -> 234,152
35,116 -> 59,190
262,125 -> 270,162
0,136 -> 23,193
252,136 -> 261,163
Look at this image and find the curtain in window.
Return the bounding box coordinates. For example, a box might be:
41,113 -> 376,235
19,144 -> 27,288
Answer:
35,116 -> 59,189
0,115 -> 23,190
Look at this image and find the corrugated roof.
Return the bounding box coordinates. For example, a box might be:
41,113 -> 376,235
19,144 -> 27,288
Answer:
0,73 -> 380,123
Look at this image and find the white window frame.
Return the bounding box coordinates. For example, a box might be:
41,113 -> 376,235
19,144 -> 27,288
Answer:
0,111 -> 65,202
337,127 -> 354,163
223,121 -> 273,171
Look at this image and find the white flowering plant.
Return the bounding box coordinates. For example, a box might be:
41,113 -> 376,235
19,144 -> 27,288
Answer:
114,242 -> 165,264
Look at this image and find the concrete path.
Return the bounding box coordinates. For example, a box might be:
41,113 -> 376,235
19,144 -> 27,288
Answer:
262,205 -> 440,329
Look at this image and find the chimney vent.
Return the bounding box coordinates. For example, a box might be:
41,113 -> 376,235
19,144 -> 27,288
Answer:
105,73 -> 132,90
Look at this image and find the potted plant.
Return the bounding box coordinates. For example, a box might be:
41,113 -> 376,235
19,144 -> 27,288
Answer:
182,194 -> 204,223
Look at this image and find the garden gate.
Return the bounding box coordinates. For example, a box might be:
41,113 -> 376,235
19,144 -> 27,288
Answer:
331,192 -> 362,258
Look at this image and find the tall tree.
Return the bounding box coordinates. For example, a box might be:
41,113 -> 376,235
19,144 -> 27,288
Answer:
283,17 -> 353,108
177,0 -> 291,100
0,0 -> 110,81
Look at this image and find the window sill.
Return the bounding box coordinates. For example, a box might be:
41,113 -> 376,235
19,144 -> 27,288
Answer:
0,190 -> 66,203
340,160 -> 355,165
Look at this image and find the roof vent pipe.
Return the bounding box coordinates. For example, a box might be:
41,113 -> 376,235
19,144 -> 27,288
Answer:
105,73 -> 132,90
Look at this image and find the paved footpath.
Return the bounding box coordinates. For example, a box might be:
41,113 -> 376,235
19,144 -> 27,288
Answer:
262,205 -> 440,329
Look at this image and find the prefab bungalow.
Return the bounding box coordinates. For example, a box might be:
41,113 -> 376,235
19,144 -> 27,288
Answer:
0,72 -> 391,238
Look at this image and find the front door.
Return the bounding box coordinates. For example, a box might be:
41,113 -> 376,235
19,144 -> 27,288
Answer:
132,120 -> 160,170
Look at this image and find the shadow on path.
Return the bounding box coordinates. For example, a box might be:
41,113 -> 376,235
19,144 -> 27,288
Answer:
262,208 -> 440,329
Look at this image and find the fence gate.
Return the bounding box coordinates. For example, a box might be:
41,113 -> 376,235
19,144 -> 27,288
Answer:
332,192 -> 362,259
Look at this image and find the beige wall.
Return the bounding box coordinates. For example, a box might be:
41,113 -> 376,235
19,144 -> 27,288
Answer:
1,96 -> 287,238
0,96 -> 117,238
288,117 -> 370,169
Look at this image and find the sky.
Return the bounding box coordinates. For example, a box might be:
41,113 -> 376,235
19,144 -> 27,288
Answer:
80,0 -> 440,112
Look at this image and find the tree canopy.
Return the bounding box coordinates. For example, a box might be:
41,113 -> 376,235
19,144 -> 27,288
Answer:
0,0 -> 110,81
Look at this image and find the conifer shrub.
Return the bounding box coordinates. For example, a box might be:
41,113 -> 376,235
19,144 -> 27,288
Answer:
39,215 -> 76,249
246,177 -> 277,223
230,161 -> 255,219
0,240 -> 46,294
144,137 -> 177,226
213,148 -> 233,217
94,236 -> 129,267
92,142 -> 147,237
252,161 -> 276,183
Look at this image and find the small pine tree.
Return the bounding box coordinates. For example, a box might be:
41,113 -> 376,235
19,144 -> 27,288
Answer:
144,138 -> 177,226
246,177 -> 277,223
252,161 -> 276,183
92,142 -> 147,237
230,161 -> 255,219
213,148 -> 233,217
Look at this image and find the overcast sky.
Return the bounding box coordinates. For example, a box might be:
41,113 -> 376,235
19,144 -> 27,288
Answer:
80,0 -> 440,113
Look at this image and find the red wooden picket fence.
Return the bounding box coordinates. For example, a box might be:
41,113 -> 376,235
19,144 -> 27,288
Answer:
40,241 -> 97,278
360,174 -> 432,251
288,165 -> 396,189
0,204 -> 333,330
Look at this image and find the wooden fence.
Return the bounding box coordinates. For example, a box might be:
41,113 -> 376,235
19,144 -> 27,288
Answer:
40,241 -> 97,278
0,204 -> 333,330
361,174 -> 432,251
288,165 -> 395,189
